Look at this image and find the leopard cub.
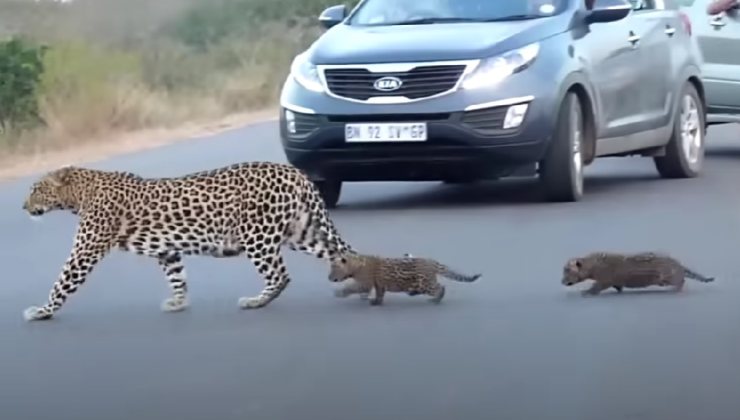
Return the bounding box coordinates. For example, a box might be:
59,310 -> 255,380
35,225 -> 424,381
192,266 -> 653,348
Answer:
329,252 -> 481,305
562,251 -> 715,296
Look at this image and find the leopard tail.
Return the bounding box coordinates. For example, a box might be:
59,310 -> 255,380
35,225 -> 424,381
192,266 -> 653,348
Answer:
682,265 -> 715,283
305,178 -> 355,258
432,261 -> 481,282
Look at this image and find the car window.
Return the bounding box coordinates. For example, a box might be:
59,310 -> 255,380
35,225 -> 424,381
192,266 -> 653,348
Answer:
347,0 -> 566,26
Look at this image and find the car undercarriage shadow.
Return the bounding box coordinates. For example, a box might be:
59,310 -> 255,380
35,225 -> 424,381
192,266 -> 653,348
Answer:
705,146 -> 740,160
334,173 -> 667,211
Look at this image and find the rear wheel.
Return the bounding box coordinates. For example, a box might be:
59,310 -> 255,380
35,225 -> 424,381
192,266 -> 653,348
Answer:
653,82 -> 705,178
314,180 -> 342,209
539,92 -> 585,202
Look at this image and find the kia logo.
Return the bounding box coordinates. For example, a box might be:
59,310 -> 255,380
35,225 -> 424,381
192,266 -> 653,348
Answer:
373,76 -> 403,92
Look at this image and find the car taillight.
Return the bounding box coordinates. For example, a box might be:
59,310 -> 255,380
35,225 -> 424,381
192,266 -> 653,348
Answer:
679,11 -> 692,36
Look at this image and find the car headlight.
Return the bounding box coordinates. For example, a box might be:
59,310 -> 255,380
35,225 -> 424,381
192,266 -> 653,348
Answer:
290,51 -> 324,93
461,43 -> 540,90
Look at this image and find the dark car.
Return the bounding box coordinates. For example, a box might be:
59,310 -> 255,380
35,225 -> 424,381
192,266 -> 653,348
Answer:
278,0 -> 706,207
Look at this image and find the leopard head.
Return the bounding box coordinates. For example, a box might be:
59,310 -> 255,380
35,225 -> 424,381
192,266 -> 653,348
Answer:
22,166 -> 80,218
561,257 -> 589,286
328,253 -> 364,282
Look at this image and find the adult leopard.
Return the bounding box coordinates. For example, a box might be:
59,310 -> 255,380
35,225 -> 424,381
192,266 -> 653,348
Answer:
21,162 -> 354,321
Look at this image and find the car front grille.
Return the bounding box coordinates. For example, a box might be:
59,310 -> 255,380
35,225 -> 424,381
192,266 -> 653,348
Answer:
323,64 -> 467,101
326,113 -> 451,123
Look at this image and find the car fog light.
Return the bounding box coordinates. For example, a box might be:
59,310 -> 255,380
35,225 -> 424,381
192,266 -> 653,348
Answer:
285,110 -> 296,134
503,104 -> 529,129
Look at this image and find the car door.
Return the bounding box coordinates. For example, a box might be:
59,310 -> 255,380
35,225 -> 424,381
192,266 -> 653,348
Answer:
679,0 -> 740,114
577,0 -> 645,139
626,0 -> 675,130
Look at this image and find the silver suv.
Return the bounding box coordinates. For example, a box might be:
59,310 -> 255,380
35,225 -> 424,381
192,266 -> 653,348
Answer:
677,0 -> 740,125
280,0 -> 706,207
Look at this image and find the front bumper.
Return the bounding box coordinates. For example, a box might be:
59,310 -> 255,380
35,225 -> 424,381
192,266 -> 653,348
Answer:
278,71 -> 558,182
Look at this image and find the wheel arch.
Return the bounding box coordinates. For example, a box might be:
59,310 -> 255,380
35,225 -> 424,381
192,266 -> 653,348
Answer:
672,63 -> 706,131
686,75 -> 707,133
557,79 -> 597,165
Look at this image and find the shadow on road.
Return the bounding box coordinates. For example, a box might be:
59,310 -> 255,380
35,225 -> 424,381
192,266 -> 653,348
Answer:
705,146 -> 740,160
561,287 -> 716,302
335,173 -> 666,211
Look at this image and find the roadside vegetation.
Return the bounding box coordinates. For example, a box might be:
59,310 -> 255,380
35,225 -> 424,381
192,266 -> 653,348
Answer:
0,0 -> 355,159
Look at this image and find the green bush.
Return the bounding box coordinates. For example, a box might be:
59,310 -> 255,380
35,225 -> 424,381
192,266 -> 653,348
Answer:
0,37 -> 47,133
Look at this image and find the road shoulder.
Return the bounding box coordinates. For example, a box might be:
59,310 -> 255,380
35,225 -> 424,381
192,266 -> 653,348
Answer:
0,108 -> 277,183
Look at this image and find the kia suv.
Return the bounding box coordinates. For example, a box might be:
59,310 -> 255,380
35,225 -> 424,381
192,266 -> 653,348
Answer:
279,0 -> 706,207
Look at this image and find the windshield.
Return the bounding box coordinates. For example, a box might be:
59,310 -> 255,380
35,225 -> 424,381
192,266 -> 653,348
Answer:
348,0 -> 566,26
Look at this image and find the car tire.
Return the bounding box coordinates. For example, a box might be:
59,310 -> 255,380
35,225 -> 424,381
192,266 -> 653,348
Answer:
539,92 -> 585,202
653,82 -> 705,179
315,180 -> 342,209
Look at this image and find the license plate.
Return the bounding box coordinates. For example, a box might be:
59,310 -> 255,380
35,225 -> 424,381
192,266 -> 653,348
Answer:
344,122 -> 427,142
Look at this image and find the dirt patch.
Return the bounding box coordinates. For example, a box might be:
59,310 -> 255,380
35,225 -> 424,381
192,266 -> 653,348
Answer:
0,108 -> 278,183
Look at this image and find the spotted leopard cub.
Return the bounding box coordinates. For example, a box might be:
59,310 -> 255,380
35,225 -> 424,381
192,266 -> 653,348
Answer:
329,252 -> 481,305
562,251 -> 714,296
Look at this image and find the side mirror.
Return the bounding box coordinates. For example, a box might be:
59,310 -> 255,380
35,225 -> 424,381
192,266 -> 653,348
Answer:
319,5 -> 347,29
585,0 -> 632,24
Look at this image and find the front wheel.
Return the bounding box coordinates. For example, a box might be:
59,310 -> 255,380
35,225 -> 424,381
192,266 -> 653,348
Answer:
539,92 -> 585,202
653,82 -> 705,178
314,180 -> 342,209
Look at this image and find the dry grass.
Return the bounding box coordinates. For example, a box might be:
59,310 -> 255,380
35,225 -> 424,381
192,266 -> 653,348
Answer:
0,0 -> 339,175
0,108 -> 278,183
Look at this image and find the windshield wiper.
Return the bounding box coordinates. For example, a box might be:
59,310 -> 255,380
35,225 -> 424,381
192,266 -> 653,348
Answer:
479,14 -> 544,22
391,17 -> 484,25
388,14 -> 544,25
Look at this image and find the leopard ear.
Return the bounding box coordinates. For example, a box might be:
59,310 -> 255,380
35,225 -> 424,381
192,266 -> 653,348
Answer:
48,165 -> 75,186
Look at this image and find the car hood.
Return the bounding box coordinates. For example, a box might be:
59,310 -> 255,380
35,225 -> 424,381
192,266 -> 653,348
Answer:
308,18 -> 562,64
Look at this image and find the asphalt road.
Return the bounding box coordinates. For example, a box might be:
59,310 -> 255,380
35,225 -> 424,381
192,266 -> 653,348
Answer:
2,121 -> 740,420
